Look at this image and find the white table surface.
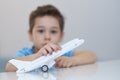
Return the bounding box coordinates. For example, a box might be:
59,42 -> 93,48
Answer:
0,59 -> 120,80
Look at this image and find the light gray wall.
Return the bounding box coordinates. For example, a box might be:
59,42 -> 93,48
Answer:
0,0 -> 120,61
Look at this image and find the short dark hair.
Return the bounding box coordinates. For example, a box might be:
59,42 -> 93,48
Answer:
29,4 -> 64,33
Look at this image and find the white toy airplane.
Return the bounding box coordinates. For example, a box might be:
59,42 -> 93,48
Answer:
9,38 -> 84,73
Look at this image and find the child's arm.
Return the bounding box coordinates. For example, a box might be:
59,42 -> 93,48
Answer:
55,51 -> 97,68
73,51 -> 97,65
5,42 -> 61,72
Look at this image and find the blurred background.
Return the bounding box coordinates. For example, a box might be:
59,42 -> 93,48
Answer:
0,0 -> 120,72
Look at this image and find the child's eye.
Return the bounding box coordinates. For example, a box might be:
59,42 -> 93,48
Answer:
51,30 -> 57,34
38,30 -> 44,33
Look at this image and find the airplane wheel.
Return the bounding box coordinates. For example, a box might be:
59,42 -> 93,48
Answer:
41,65 -> 49,72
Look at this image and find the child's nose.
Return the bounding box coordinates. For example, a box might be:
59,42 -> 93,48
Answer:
45,32 -> 51,41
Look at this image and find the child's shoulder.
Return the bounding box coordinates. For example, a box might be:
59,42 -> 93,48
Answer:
14,47 -> 34,58
21,47 -> 33,52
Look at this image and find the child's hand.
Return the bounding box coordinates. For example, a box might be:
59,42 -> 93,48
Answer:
36,42 -> 62,57
55,56 -> 74,68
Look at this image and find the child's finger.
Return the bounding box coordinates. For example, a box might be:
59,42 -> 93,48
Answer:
66,62 -> 72,68
41,48 -> 48,56
64,61 -> 72,68
55,56 -> 61,62
54,63 -> 58,67
44,45 -> 53,54
58,59 -> 64,68
49,43 -> 62,52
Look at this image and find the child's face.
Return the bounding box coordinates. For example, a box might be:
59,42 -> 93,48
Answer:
29,16 -> 64,50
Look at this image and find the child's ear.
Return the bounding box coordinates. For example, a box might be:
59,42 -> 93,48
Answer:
28,30 -> 33,42
59,32 -> 64,42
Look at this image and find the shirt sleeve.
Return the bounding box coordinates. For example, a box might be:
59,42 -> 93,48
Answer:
63,50 -> 74,57
13,48 -> 33,58
14,52 -> 25,58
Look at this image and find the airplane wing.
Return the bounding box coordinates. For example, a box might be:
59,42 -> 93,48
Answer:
9,59 -> 31,72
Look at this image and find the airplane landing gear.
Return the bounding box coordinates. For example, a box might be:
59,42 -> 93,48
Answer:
41,65 -> 49,72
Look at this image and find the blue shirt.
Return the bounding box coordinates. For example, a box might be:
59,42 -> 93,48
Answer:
14,47 -> 74,58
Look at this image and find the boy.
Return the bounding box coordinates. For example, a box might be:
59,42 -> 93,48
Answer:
6,4 -> 96,72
